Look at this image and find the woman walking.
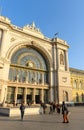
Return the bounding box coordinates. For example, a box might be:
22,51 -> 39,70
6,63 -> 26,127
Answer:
62,101 -> 69,123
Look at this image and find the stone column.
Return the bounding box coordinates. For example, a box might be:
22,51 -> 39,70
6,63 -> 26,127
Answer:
56,46 -> 60,103
56,47 -> 59,69
40,89 -> 44,103
2,87 -> 7,107
53,44 -> 57,102
24,88 -> 27,105
49,68 -> 54,102
14,87 -> 18,105
32,88 -> 36,104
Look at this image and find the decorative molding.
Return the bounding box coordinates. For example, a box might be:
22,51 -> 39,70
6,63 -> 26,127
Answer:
0,16 -> 11,24
23,22 -> 42,34
62,77 -> 67,83
10,37 -> 16,42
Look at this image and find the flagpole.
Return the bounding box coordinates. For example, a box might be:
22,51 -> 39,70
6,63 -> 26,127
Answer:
0,0 -> 3,16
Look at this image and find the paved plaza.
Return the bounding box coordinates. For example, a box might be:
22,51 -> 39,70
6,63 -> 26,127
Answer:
0,106 -> 84,130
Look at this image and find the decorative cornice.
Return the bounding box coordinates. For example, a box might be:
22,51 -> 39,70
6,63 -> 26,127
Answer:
70,67 -> 84,74
0,16 -> 11,24
23,22 -> 42,34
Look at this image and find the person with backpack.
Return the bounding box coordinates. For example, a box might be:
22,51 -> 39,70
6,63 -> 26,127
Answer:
62,101 -> 69,123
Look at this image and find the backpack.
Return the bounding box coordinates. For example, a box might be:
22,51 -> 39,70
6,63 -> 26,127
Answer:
62,104 -> 68,114
20,105 -> 25,111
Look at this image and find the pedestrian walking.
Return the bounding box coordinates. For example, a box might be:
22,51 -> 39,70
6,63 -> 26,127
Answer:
40,102 -> 43,114
52,102 -> 56,112
49,103 -> 53,114
20,102 -> 25,121
56,103 -> 60,114
61,101 -> 69,123
43,103 -> 47,114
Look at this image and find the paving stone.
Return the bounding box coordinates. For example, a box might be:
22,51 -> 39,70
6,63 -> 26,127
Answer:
0,107 -> 84,130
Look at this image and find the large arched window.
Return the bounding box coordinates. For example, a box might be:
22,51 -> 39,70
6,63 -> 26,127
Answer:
73,80 -> 77,89
8,47 -> 49,84
60,52 -> 64,65
79,81 -> 82,89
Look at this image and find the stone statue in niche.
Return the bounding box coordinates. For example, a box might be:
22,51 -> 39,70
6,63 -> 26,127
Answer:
60,52 -> 64,65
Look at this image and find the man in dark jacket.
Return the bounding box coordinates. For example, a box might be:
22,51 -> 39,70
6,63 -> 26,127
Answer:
20,103 -> 25,121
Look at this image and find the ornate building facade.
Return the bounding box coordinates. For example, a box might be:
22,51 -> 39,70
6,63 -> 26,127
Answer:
0,16 -> 81,106
70,68 -> 84,103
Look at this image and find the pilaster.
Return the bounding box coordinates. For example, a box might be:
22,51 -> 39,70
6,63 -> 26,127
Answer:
0,29 -> 9,57
65,50 -> 69,71
40,89 -> 44,102
24,87 -> 27,104
14,87 -> 18,105
32,88 -> 36,104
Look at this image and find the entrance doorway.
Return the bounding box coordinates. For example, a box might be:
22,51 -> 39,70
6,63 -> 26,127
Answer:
35,95 -> 40,104
17,94 -> 23,104
27,94 -> 32,105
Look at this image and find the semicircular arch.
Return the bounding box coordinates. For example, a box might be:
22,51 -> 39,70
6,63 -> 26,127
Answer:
6,41 -> 52,69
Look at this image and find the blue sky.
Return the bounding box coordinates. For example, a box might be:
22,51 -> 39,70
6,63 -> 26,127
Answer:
0,0 -> 84,70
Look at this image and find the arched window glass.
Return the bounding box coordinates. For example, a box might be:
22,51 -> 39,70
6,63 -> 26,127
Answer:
18,69 -> 22,82
9,68 -> 13,81
13,68 -> 18,82
9,47 -> 49,85
73,80 -> 77,89
11,47 -> 47,70
21,70 -> 27,82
